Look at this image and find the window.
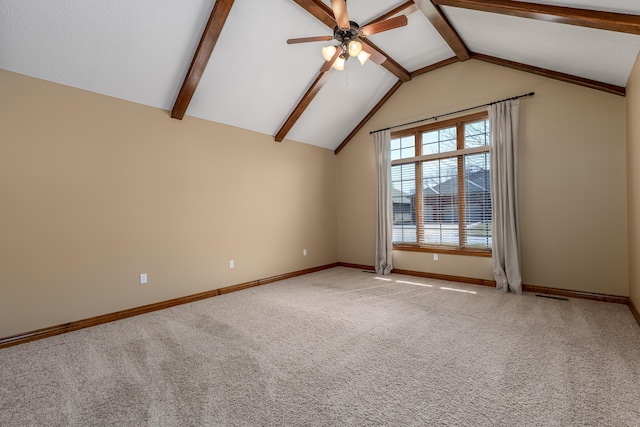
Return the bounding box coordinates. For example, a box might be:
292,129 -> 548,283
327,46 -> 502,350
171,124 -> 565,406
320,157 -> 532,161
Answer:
391,112 -> 491,256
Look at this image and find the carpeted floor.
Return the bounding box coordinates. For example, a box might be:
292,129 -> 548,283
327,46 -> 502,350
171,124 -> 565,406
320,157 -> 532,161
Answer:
1,267 -> 639,426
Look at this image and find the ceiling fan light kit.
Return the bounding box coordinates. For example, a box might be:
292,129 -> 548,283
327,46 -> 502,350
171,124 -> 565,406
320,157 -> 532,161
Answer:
321,45 -> 347,70
357,50 -> 371,66
348,39 -> 363,57
322,45 -> 337,62
287,0 -> 407,71
324,21 -> 369,69
333,55 -> 346,71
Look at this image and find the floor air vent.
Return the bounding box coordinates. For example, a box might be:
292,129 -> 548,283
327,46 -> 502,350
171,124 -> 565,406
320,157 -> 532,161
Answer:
535,294 -> 569,301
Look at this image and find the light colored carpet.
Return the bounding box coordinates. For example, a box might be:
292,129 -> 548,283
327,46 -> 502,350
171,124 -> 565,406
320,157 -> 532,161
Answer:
1,267 -> 639,426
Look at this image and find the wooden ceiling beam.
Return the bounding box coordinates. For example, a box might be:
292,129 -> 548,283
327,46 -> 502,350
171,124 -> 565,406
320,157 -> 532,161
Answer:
291,0 -> 336,28
471,53 -> 626,96
410,56 -> 459,78
414,0 -> 470,61
432,0 -> 640,35
171,0 -> 235,120
334,80 -> 404,155
361,39 -> 411,82
274,69 -> 334,142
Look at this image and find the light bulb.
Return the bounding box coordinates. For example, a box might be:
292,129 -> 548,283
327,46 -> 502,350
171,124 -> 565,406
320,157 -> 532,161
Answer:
322,45 -> 337,62
348,39 -> 363,57
332,56 -> 345,71
357,51 -> 371,66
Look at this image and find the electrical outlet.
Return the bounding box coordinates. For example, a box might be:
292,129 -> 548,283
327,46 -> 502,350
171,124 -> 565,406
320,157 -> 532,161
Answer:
229,260 -> 234,269
303,249 -> 307,256
140,273 -> 147,284
433,254 -> 439,261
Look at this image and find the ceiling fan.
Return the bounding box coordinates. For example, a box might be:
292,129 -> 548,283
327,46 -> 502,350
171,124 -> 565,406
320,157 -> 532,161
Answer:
287,0 -> 409,71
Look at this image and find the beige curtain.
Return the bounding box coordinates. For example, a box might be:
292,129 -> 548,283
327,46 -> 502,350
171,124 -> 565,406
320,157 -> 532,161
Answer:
374,130 -> 393,275
489,100 -> 522,294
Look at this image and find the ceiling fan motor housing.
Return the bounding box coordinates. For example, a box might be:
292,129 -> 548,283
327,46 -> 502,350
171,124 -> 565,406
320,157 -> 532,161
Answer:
333,21 -> 361,43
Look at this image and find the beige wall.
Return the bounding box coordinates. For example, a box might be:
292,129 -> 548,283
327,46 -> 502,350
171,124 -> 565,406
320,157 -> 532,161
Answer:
1,58 -> 633,338
337,59 -> 628,296
0,70 -> 338,338
627,54 -> 640,309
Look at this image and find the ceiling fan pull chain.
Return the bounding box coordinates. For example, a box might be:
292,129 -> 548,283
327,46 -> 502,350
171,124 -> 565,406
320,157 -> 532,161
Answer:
345,62 -> 349,86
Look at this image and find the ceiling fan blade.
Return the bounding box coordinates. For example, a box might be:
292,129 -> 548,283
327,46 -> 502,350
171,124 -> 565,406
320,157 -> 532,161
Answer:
320,47 -> 342,72
367,2 -> 419,25
361,43 -> 386,65
330,0 -> 350,29
287,35 -> 333,44
360,15 -> 408,37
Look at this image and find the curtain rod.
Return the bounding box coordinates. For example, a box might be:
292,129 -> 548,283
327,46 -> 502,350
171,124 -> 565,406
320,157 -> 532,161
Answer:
370,92 -> 535,134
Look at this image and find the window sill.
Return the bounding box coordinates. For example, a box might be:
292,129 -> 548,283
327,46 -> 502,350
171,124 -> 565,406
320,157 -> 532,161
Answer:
393,244 -> 492,258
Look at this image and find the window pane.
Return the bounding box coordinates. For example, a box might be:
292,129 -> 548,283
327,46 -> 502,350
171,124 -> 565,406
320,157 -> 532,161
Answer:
391,164 -> 417,243
440,139 -> 456,152
391,136 -> 416,161
421,159 -> 459,246
463,153 -> 491,248
401,146 -> 415,158
465,120 -> 490,148
423,142 -> 438,155
423,131 -> 438,144
439,127 -> 456,142
422,126 -> 456,155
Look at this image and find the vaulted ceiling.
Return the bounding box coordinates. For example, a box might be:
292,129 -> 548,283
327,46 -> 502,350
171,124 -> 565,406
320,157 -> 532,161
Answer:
2,1 -> 640,153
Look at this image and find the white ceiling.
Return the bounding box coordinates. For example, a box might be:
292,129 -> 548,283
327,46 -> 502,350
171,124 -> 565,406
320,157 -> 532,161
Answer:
1,1 -> 640,150
442,5 -> 640,88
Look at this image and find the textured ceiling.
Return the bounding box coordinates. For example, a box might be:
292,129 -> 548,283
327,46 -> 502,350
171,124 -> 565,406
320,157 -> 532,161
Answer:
1,1 -> 640,150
